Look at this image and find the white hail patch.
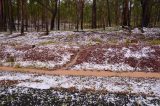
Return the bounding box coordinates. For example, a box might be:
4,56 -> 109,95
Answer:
0,72 -> 160,97
123,47 -> 155,59
72,62 -> 135,71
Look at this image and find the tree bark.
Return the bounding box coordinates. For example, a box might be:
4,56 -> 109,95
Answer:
45,0 -> 49,35
115,0 -> 119,25
92,0 -> 97,29
17,0 -> 20,31
122,0 -> 129,27
21,0 -> 24,35
0,0 -> 7,31
80,0 -> 84,30
75,1 -> 79,31
107,0 -> 111,27
141,0 -> 151,27
57,0 -> 60,30
50,0 -> 58,30
8,0 -> 16,34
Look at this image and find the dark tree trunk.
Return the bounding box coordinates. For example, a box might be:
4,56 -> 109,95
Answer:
50,0 -> 58,30
128,0 -> 132,27
57,0 -> 60,30
17,0 -> 20,31
45,0 -> 49,35
0,0 -> 4,31
107,0 -> 111,27
115,0 -> 119,25
92,0 -> 97,29
122,0 -> 129,27
75,0 -> 80,31
141,0 -> 151,27
21,0 -> 24,35
157,8 -> 160,25
50,13 -> 55,31
9,0 -> 16,33
0,0 -> 7,31
75,7 -> 79,31
80,0 -> 84,30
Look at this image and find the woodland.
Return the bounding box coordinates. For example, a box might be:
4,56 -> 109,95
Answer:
0,0 -> 159,34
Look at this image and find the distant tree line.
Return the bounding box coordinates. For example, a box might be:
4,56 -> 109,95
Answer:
0,0 -> 159,34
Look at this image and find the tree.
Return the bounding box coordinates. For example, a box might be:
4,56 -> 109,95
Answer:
115,0 -> 120,25
20,0 -> 24,35
92,0 -> 97,29
141,0 -> 152,27
35,0 -> 58,30
57,0 -> 60,30
80,0 -> 84,30
0,0 -> 159,33
50,0 -> 58,30
122,0 -> 130,27
106,0 -> 111,27
17,0 -> 20,31
8,0 -> 16,34
0,0 -> 7,31
45,0 -> 49,35
75,0 -> 85,31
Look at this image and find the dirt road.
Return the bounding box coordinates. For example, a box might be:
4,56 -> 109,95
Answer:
0,66 -> 160,78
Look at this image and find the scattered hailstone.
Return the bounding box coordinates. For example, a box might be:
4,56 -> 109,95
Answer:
72,62 -> 134,71
122,47 -> 155,59
132,28 -> 141,34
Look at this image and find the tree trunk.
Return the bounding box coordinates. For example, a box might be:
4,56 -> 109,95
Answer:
0,0 -> 7,31
107,0 -> 111,27
76,11 -> 79,31
75,0 -> 80,31
0,0 -> 4,31
128,0 -> 132,27
45,0 -> 49,35
24,1 -> 28,31
115,0 -> 119,25
8,0 -> 12,34
141,0 -> 151,27
122,0 -> 129,27
80,0 -> 84,30
92,0 -> 97,29
21,0 -> 24,35
17,0 -> 20,31
50,0 -> 58,30
57,0 -> 60,30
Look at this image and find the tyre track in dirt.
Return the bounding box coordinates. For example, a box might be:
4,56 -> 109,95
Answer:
0,66 -> 160,78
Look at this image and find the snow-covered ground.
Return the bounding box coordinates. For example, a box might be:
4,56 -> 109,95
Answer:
0,28 -> 160,45
71,45 -> 160,72
0,71 -> 160,97
0,28 -> 160,71
0,44 -> 77,69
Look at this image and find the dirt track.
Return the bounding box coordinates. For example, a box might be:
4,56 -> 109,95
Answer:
0,66 -> 160,78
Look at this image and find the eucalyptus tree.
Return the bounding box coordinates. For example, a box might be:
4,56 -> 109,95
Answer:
92,0 -> 97,28
122,0 -> 129,27
141,0 -> 152,27
34,0 -> 58,30
0,0 -> 6,31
